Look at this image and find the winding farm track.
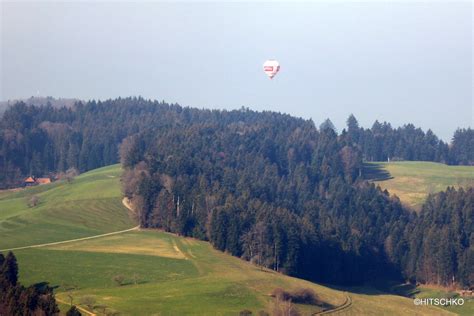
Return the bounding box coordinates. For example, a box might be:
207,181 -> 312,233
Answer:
314,294 -> 352,315
0,198 -> 139,252
56,298 -> 97,316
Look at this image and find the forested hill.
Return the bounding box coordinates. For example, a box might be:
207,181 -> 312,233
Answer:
0,97 -> 472,287
121,119 -> 407,285
121,112 -> 472,287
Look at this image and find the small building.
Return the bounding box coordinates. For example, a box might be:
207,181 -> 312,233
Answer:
36,178 -> 51,185
24,176 -> 52,186
24,176 -> 36,186
459,290 -> 474,297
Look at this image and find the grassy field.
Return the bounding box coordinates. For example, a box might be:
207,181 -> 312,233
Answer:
391,283 -> 474,316
1,164 -> 458,315
414,287 -> 474,316
0,165 -> 135,249
365,161 -> 474,210
13,230 -> 456,315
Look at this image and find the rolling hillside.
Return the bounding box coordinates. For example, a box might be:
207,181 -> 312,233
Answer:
0,165 -> 456,315
365,161 -> 474,210
0,165 -> 135,250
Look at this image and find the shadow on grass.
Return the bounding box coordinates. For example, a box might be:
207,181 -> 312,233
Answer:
362,163 -> 393,181
33,281 -> 59,291
295,301 -> 336,314
320,302 -> 337,311
390,283 -> 420,297
317,279 -> 414,298
118,280 -> 149,286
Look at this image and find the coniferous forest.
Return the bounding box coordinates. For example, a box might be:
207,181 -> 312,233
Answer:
0,98 -> 473,287
0,252 -> 59,315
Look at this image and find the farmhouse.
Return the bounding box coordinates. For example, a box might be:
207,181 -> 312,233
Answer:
24,176 -> 36,186
458,289 -> 474,297
36,178 -> 52,185
24,176 -> 52,186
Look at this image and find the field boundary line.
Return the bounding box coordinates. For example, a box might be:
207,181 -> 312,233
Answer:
0,225 -> 140,252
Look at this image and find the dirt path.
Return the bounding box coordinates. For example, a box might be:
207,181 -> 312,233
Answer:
172,240 -> 188,260
314,294 -> 352,315
122,197 -> 136,215
0,198 -> 139,252
0,225 -> 140,252
56,298 -> 97,316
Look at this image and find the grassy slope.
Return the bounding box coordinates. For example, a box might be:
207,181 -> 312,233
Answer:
392,284 -> 474,316
0,165 -> 135,249
1,165 -> 455,315
415,287 -> 474,316
15,231 -> 454,316
367,161 -> 474,210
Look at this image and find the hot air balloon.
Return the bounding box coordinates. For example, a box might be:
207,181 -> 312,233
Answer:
263,59 -> 280,79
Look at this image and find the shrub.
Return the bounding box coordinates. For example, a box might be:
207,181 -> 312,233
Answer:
292,288 -> 320,305
271,287 -> 320,306
80,296 -> 95,310
271,288 -> 291,301
112,274 -> 125,286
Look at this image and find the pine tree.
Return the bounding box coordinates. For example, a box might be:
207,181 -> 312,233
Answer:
66,305 -> 82,316
1,252 -> 18,286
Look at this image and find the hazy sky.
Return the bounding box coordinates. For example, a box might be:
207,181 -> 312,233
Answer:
1,1 -> 472,140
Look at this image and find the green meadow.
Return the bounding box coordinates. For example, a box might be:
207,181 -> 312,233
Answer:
0,165 -> 135,250
391,283 -> 473,316
366,161 -> 474,210
1,165 -> 456,315
414,287 -> 474,316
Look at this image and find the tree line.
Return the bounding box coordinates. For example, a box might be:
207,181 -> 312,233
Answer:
402,187 -> 473,287
0,98 -> 473,189
344,114 -> 473,164
0,252 -> 59,315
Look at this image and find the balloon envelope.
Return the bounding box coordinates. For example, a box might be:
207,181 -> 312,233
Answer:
263,60 -> 280,79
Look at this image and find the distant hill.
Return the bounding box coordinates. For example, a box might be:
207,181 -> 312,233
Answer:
0,96 -> 80,114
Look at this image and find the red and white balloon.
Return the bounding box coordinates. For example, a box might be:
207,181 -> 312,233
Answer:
263,59 -> 280,79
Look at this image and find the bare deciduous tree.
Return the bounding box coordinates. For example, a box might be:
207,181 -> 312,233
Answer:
63,284 -> 78,307
80,296 -> 96,311
65,167 -> 79,183
119,135 -> 143,168
112,274 -> 125,286
26,195 -> 39,207
269,296 -> 300,316
121,161 -> 148,198
132,273 -> 140,285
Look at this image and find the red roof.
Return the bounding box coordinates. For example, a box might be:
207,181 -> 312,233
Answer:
36,178 -> 51,184
25,177 -> 35,183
